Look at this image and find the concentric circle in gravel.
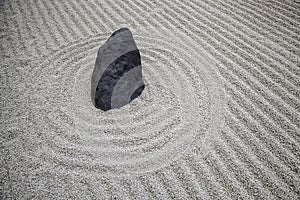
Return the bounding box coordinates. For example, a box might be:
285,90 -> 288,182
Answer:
29,28 -> 226,175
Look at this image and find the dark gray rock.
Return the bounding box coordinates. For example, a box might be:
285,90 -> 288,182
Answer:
91,28 -> 145,111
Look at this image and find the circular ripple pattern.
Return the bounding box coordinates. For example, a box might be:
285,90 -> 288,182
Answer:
29,28 -> 226,175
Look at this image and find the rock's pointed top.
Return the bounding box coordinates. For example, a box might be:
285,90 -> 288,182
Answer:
111,27 -> 130,37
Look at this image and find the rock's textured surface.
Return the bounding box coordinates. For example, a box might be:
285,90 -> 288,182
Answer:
91,28 -> 144,111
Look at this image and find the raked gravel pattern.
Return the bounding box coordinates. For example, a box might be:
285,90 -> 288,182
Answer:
1,0 -> 299,199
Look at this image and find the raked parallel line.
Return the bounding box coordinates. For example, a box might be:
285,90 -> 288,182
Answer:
118,177 -> 147,200
226,98 -> 299,189
213,0 -> 300,60
99,177 -> 124,200
236,0 -> 300,43
89,0 -> 121,29
203,147 -> 272,199
226,99 -> 299,176
6,1 -> 27,57
110,0 -> 148,28
59,1 -> 89,37
127,176 -> 153,200
203,152 -> 276,199
212,133 -> 298,198
197,0 -> 299,92
85,1 -> 113,31
168,163 -> 209,199
138,175 -> 163,200
188,0 -> 300,88
75,0 -> 106,32
154,170 -> 187,199
261,0 -> 300,22
242,0 -> 300,33
151,3 -> 300,142
222,72 -> 299,160
13,0 -> 37,57
162,0 -> 299,110
76,0 -> 108,32
74,1 -> 118,34
82,177 -> 106,199
34,0 -> 61,50
41,0 -> 73,44
27,0 -> 52,54
221,67 -> 300,154
35,0 -> 66,46
103,0 -> 137,28
164,0 -> 300,128
228,0 -> 300,53
158,168 -> 192,199
185,157 -> 232,199
140,174 -> 171,199
112,178 -> 132,200
125,0 -> 155,15
213,0 -> 300,66
50,0 -> 82,40
270,0 -> 300,12
217,61 -> 300,142
223,110 -> 299,194
137,5 -> 298,199
203,147 -> 257,200
120,0 -> 155,23
146,8 -> 300,150
66,1 -> 96,35
265,0 -> 300,17
142,1 -> 298,198
0,4 -> 14,58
